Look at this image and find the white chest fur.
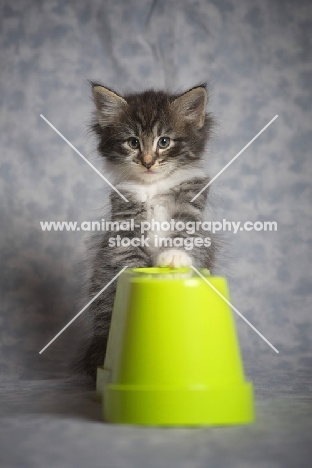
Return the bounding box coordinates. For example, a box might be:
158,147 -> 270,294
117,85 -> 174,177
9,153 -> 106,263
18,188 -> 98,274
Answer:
116,166 -> 205,249
116,166 -> 205,203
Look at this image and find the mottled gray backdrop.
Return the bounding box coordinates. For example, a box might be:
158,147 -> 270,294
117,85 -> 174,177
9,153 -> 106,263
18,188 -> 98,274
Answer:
1,0 -> 311,384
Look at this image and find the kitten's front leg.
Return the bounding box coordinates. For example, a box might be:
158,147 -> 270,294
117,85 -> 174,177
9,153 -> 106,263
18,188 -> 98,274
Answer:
152,204 -> 193,267
155,178 -> 211,269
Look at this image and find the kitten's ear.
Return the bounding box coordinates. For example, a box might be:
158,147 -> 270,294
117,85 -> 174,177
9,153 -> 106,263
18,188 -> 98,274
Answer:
92,85 -> 127,127
171,85 -> 207,128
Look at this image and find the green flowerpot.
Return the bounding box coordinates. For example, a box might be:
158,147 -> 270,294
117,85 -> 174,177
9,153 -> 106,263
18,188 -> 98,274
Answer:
96,268 -> 254,426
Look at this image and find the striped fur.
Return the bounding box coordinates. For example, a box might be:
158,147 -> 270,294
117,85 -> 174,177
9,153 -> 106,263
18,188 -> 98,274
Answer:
73,84 -> 218,380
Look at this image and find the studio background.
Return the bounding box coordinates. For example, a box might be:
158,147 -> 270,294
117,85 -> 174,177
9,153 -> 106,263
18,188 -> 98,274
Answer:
1,0 -> 311,389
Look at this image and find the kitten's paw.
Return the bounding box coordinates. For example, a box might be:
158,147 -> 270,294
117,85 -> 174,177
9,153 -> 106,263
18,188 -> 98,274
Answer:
156,249 -> 192,268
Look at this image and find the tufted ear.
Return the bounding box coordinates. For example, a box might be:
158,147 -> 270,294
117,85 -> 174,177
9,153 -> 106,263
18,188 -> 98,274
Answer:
92,84 -> 127,128
171,85 -> 208,128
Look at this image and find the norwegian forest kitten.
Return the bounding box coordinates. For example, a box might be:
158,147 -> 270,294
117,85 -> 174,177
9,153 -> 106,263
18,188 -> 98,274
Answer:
74,83 -> 218,381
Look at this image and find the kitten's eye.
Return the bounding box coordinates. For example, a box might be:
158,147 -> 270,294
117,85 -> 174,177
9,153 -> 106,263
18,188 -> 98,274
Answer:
158,137 -> 170,149
128,137 -> 140,149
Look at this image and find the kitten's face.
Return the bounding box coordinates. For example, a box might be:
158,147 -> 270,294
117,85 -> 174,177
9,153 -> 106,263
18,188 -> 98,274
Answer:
92,85 -> 213,183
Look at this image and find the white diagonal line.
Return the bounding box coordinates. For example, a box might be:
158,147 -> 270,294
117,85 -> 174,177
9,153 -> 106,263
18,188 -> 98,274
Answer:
191,266 -> 279,353
191,115 -> 278,202
39,266 -> 128,354
40,114 -> 129,202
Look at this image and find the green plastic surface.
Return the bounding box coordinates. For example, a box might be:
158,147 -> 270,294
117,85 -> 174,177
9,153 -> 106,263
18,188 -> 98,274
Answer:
96,267 -> 254,426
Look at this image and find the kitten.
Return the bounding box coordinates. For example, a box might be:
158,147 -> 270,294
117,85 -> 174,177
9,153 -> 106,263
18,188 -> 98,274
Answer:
74,83 -> 218,381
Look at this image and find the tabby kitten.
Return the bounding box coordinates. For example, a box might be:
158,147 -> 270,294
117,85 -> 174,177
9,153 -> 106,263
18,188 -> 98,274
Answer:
75,83 -> 217,381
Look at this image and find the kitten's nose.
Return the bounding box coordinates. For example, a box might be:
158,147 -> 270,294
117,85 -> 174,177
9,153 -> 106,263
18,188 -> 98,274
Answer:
142,159 -> 153,170
142,153 -> 155,170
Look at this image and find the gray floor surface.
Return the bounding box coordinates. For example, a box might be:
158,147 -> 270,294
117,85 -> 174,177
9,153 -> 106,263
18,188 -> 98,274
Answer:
0,375 -> 311,468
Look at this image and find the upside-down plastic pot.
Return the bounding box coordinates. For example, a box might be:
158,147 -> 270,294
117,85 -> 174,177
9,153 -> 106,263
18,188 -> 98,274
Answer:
96,267 -> 254,426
